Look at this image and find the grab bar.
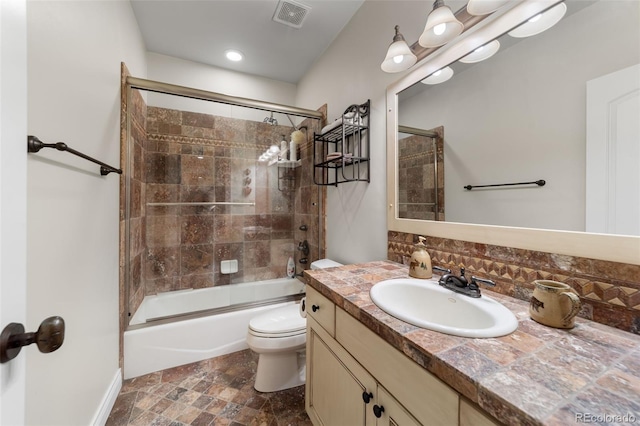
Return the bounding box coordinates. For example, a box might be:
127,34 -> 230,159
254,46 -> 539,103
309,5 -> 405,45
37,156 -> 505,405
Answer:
464,179 -> 545,190
146,202 -> 255,207
27,136 -> 122,176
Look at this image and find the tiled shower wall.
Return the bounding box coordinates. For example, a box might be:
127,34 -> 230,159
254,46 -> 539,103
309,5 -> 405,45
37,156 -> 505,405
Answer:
142,106 -> 302,296
397,132 -> 444,221
125,87 -> 147,320
122,94 -> 325,309
388,231 -> 640,334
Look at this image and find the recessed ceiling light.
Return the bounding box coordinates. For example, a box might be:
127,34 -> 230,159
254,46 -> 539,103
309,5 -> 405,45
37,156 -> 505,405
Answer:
225,50 -> 244,62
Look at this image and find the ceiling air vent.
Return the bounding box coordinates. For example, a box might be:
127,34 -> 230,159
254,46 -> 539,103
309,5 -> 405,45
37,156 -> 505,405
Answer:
272,0 -> 311,29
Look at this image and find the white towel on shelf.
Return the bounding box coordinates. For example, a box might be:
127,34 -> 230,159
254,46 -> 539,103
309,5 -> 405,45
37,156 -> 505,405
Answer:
320,114 -> 362,134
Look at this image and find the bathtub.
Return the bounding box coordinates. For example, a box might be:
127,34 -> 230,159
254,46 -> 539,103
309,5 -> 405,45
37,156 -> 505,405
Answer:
124,277 -> 304,379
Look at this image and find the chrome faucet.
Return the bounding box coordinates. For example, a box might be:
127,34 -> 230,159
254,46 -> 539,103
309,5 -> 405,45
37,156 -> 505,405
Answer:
438,267 -> 496,298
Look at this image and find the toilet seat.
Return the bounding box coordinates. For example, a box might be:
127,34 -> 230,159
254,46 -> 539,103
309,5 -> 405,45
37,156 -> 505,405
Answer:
248,304 -> 306,337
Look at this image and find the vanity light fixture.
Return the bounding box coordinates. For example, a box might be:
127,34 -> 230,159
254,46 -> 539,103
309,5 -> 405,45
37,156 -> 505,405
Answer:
459,39 -> 500,63
466,0 -> 510,16
421,66 -> 454,84
508,2 -> 567,38
225,49 -> 244,62
381,25 -> 418,73
418,0 -> 464,48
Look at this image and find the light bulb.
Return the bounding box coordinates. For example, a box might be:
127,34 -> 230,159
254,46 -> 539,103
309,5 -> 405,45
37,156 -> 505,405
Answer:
393,55 -> 404,64
433,22 -> 447,35
433,70 -> 442,77
475,45 -> 484,53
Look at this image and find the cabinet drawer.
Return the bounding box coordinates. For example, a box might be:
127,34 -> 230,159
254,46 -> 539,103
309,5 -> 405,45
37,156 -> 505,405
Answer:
336,308 -> 459,424
306,286 -> 336,337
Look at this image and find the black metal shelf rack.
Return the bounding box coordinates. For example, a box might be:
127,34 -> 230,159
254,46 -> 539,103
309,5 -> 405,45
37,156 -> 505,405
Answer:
313,100 -> 370,186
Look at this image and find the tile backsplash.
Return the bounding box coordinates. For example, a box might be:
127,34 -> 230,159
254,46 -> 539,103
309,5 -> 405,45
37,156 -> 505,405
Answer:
388,231 -> 640,334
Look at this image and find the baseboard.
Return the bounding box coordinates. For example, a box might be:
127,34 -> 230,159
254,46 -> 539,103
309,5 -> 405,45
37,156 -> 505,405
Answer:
92,368 -> 122,426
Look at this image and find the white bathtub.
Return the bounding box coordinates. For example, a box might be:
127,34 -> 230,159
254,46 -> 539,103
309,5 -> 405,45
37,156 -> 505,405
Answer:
124,277 -> 304,379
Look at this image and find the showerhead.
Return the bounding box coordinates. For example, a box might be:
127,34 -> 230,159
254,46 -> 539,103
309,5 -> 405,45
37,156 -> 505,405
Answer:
263,112 -> 278,126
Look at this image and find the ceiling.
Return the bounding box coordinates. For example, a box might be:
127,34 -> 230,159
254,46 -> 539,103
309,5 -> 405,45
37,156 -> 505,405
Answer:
130,0 -> 365,84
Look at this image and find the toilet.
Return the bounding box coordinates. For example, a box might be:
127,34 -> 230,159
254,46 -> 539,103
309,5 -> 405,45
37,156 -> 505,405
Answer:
246,258 -> 342,392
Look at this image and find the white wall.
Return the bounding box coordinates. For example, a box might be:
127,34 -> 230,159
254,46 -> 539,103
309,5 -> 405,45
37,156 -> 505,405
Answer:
0,0 -> 27,424
296,0 -> 431,263
399,1 -> 639,232
146,52 -> 299,124
26,1 -> 146,424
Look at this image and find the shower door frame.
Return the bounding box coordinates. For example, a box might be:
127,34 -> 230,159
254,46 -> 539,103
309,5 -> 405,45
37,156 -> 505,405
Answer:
121,74 -> 325,344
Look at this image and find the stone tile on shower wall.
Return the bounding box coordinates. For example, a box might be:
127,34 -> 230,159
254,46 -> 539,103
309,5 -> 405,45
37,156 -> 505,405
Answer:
180,185 -> 215,215
213,214 -> 244,244
148,106 -> 181,125
243,215 -> 271,240
180,244 -> 214,276
214,117 -> 247,143
243,267 -> 279,283
181,126 -> 215,140
145,184 -> 180,216
181,273 -> 215,290
146,277 -> 181,295
213,243 -> 244,273
145,247 -> 179,280
214,157 -> 231,187
244,241 -> 271,269
182,111 -> 214,129
181,155 -> 214,186
146,215 -> 179,248
272,214 -> 293,240
271,240 -> 295,275
181,215 -> 213,245
145,152 -> 181,184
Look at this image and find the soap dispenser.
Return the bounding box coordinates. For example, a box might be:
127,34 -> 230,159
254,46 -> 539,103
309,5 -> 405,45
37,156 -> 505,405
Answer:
409,236 -> 432,279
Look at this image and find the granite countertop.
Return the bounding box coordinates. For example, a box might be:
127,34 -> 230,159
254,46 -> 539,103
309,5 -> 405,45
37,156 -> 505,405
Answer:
304,260 -> 640,426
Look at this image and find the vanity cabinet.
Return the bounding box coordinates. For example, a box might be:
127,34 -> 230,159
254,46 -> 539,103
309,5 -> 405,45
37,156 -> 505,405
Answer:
306,286 -> 484,425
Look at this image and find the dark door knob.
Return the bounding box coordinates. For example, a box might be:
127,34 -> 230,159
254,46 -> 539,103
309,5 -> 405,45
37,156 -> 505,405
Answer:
312,305 -> 320,312
373,404 -> 385,418
362,391 -> 373,404
1,316 -> 65,363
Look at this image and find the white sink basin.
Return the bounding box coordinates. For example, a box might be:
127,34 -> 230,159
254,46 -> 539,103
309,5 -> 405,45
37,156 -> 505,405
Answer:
370,278 -> 518,338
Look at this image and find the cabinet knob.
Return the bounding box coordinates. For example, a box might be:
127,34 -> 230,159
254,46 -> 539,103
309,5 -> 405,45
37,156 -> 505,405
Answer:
373,404 -> 385,418
312,304 -> 320,312
362,391 -> 373,404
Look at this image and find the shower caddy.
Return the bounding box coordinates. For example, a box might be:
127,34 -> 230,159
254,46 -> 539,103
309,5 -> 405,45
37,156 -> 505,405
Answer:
313,100 -> 370,186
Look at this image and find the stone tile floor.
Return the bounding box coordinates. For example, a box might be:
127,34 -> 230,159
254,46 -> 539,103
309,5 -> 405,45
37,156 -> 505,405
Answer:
106,350 -> 312,426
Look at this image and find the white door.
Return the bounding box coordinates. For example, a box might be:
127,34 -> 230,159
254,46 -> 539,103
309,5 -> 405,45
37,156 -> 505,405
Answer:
586,63 -> 640,235
0,0 -> 28,424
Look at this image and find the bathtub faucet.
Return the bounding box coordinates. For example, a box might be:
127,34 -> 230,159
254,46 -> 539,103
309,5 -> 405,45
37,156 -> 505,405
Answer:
298,240 -> 310,256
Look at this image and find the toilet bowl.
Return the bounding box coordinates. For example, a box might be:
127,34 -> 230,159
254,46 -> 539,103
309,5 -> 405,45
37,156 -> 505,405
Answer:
246,258 -> 342,392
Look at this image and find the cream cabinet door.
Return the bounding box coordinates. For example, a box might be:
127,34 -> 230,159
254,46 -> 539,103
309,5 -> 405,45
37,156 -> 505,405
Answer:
374,386 -> 421,426
306,317 -> 376,426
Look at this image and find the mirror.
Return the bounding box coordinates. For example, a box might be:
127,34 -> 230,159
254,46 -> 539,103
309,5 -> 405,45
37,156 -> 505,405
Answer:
395,0 -> 639,236
387,0 -> 640,264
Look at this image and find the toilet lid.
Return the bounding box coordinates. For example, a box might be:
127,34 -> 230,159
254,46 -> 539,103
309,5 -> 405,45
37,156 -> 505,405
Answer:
249,304 -> 306,335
